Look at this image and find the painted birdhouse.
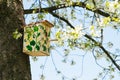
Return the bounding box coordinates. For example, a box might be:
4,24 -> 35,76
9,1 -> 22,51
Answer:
23,20 -> 53,56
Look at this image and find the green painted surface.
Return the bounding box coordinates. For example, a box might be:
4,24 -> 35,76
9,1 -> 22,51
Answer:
23,24 -> 51,54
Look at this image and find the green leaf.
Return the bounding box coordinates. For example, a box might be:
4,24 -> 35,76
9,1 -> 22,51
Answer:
33,34 -> 36,38
30,40 -> 36,46
42,45 -> 46,51
32,57 -> 38,61
35,45 -> 40,51
40,25 -> 44,30
34,26 -> 39,32
26,27 -> 33,33
71,60 -> 76,65
40,75 -> 45,80
13,29 -> 22,39
48,48 -> 50,52
27,34 -> 31,40
37,41 -> 41,45
44,40 -> 47,44
48,31 -> 50,37
46,37 -> 49,41
57,71 -> 61,74
26,45 -> 32,51
44,30 -> 47,36
37,32 -> 41,37
38,14 -> 44,19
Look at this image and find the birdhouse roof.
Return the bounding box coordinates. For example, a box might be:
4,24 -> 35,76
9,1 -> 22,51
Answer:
40,20 -> 54,28
25,20 -> 54,28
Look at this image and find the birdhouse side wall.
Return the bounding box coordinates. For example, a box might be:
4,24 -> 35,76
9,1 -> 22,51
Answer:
23,23 -> 51,56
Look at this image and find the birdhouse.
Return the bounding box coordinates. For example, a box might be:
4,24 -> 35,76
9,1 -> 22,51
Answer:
23,20 -> 53,56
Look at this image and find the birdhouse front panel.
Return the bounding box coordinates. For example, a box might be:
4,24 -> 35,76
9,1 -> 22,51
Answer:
23,20 -> 53,56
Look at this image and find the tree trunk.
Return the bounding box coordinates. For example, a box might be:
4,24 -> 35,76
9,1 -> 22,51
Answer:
0,0 -> 31,80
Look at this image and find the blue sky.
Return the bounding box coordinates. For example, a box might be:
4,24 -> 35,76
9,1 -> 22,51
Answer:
23,0 -> 120,80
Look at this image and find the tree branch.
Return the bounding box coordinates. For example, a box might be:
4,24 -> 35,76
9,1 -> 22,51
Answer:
24,2 -> 110,17
49,11 -> 75,29
48,12 -> 120,71
23,1 -> 120,71
85,34 -> 120,71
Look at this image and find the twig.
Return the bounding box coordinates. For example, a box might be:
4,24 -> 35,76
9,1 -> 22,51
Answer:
101,29 -> 103,45
23,0 -> 120,71
24,2 -> 110,17
51,53 -> 70,79
42,57 -> 48,74
48,10 -> 120,71
92,48 -> 109,69
49,11 -> 75,29
102,70 -> 109,80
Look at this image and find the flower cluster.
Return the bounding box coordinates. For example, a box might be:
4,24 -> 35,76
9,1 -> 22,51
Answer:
55,25 -> 84,46
105,0 -> 120,14
89,25 -> 100,37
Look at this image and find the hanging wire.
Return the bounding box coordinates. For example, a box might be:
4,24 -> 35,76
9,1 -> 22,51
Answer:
38,0 -> 41,13
38,0 -> 43,21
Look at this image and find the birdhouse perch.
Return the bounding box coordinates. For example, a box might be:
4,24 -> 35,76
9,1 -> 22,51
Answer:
23,20 -> 53,56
